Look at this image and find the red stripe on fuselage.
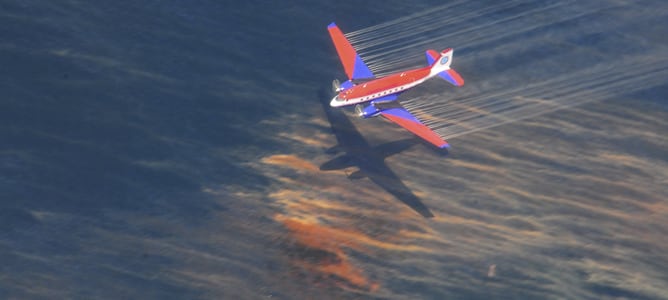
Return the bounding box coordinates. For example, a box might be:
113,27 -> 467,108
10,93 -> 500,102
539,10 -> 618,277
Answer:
340,67 -> 431,100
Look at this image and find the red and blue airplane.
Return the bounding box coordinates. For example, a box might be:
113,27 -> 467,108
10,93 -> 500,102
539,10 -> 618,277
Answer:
328,22 -> 464,149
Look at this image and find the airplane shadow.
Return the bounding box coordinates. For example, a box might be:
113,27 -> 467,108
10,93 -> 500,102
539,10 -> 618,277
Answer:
317,88 -> 435,218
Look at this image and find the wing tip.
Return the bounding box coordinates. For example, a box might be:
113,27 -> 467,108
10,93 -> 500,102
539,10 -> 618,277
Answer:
448,69 -> 465,86
328,22 -> 337,29
381,110 -> 450,149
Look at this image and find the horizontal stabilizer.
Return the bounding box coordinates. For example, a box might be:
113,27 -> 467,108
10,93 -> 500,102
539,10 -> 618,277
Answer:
425,49 -> 440,65
438,69 -> 464,86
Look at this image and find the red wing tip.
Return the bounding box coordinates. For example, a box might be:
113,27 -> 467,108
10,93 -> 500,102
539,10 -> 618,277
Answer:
448,69 -> 465,86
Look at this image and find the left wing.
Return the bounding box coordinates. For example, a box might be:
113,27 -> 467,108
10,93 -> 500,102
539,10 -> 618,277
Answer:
376,102 -> 450,149
327,22 -> 374,81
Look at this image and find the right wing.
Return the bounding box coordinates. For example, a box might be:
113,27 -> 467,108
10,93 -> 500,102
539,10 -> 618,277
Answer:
377,102 -> 450,149
327,22 -> 374,81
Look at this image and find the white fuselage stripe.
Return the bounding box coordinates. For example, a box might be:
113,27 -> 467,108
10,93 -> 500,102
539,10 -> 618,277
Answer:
331,76 -> 429,107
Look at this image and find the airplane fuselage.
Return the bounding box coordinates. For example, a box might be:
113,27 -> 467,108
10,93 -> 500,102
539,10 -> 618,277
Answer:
330,66 -> 433,107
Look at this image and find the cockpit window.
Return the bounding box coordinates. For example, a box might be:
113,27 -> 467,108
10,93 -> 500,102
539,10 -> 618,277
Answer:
440,56 -> 449,65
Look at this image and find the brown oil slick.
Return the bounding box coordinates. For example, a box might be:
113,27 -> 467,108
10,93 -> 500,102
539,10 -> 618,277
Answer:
258,94 -> 668,298
261,153 -> 439,293
277,216 -> 379,292
262,154 -> 320,173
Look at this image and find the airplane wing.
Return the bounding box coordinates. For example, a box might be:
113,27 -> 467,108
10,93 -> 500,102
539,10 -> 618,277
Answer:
327,22 -> 374,81
376,102 -> 450,149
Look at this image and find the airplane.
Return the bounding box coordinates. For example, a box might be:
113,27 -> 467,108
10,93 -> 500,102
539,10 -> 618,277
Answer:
327,22 -> 464,149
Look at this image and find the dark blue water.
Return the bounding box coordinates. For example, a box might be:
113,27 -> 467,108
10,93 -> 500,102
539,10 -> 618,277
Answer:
1,1 -> 667,299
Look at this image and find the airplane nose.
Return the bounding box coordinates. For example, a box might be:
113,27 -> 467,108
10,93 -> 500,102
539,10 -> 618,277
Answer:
330,95 -> 342,107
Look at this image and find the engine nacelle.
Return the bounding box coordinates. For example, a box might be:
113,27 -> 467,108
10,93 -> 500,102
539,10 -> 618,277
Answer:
355,104 -> 380,119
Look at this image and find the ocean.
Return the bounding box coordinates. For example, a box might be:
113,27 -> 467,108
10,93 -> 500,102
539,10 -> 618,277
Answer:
1,1 -> 667,299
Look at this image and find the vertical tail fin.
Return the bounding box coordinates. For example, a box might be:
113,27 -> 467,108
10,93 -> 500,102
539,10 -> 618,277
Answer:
429,48 -> 454,72
426,48 -> 464,86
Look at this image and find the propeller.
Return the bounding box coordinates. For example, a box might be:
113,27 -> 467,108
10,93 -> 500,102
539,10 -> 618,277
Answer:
332,79 -> 341,92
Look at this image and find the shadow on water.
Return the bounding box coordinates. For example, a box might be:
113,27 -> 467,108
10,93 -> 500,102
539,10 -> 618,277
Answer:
316,88 -> 435,218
